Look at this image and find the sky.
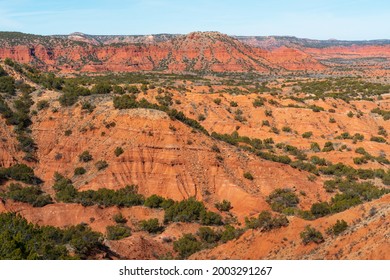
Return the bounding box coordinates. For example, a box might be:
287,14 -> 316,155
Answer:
0,0 -> 389,40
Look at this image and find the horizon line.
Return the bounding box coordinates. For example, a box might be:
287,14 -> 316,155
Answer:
1,30 -> 390,42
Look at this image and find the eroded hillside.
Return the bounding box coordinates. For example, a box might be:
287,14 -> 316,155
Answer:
0,59 -> 389,259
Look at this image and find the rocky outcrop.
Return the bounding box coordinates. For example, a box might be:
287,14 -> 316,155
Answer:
0,31 -> 325,72
2,31 -> 390,72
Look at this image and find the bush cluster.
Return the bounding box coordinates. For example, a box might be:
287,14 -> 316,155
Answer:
0,213 -> 103,259
106,225 -> 131,240
327,220 -> 348,236
244,210 -> 289,231
164,197 -> 222,225
53,173 -> 144,207
300,225 -> 324,245
2,183 -> 52,207
215,200 -> 232,212
0,164 -> 39,184
266,188 -> 299,213
173,233 -> 202,259
139,218 -> 164,233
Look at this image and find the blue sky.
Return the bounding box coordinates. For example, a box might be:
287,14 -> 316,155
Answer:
0,0 -> 389,39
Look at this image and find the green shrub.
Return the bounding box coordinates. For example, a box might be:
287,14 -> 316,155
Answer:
266,188 -> 299,213
353,133 -> 364,142
95,160 -> 108,170
211,144 -> 221,153
53,174 -> 145,207
79,151 -> 93,162
310,156 -> 327,166
220,225 -> 243,243
114,147 -> 124,157
337,133 -> 352,140
77,185 -> 144,207
0,213 -> 103,259
144,194 -> 165,208
164,197 -> 222,225
36,100 -> 49,110
140,218 -> 164,233
113,94 -> 138,109
81,101 -> 95,113
127,85 -> 140,94
308,105 -> 324,112
330,193 -> 362,213
17,135 -> 36,153
113,85 -> 124,94
290,160 -> 317,173
173,233 -> 202,259
0,76 -> 16,95
53,175 -> 78,203
74,167 -> 86,176
298,210 -> 315,220
310,142 -> 321,152
355,147 -> 367,155
216,155 -> 224,161
198,227 -> 221,243
230,101 -> 238,107
164,197 -> 205,223
370,136 -> 386,143
141,84 -> 148,93
371,108 -> 390,120
63,84 -> 90,96
256,151 -> 291,165
113,213 -> 127,224
270,126 -> 279,134
322,142 -> 334,152
378,126 -> 387,137
353,157 -> 367,165
215,200 -> 232,212
327,219 -> 348,236
200,210 -> 223,225
262,120 -> 270,126
198,114 -> 206,121
319,163 -> 356,177
310,202 -> 331,218
156,93 -> 173,106
91,83 -> 112,94
213,98 -> 222,105
245,210 -> 289,231
59,92 -> 78,107
300,225 -> 324,245
166,109 -> 209,135
4,183 -> 53,207
243,172 -> 254,180
0,65 -> 7,77
3,164 -> 38,184
382,173 -> 390,185
356,169 -> 375,180
302,131 -> 313,138
253,97 -> 265,107
106,225 -> 131,240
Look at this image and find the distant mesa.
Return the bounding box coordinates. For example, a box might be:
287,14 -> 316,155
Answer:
0,31 -> 389,73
